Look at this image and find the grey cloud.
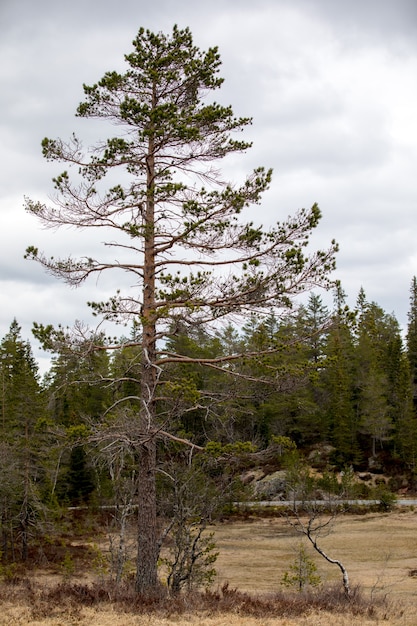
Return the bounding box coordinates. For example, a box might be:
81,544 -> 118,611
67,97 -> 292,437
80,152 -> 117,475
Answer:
1,0 -> 417,355
295,0 -> 417,48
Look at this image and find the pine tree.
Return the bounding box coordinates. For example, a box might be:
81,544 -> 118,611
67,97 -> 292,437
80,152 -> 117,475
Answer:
25,26 -> 337,592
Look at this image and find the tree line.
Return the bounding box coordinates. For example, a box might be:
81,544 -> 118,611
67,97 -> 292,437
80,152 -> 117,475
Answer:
1,279 -> 417,573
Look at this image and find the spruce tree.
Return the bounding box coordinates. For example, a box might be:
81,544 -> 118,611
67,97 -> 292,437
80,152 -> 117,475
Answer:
321,286 -> 359,465
407,276 -> 417,403
0,321 -> 45,560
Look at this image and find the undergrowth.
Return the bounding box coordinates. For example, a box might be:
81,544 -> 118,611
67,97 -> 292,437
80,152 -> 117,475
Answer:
0,578 -> 388,621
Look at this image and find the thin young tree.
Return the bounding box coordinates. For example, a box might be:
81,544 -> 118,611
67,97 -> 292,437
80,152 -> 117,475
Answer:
25,26 -> 337,593
285,455 -> 350,597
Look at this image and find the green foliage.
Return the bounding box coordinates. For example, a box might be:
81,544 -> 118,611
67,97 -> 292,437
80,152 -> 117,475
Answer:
205,440 -> 257,458
60,551 -> 75,580
322,303 -> 360,465
316,470 -> 341,497
44,339 -> 112,428
373,485 -> 397,511
271,435 -> 297,455
89,544 -> 109,582
66,424 -> 90,440
406,276 -> 417,393
316,466 -> 355,499
65,447 -> 95,505
0,320 -> 50,562
284,452 -> 316,501
282,543 -> 321,592
0,557 -> 19,583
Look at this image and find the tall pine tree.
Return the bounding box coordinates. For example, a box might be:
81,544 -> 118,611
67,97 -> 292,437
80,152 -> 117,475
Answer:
25,27 -> 337,592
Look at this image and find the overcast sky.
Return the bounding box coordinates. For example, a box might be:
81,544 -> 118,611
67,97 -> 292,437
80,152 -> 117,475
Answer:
1,0 -> 417,371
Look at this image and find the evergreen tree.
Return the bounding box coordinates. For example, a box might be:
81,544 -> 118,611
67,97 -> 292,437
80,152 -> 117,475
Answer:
287,294 -> 331,444
355,298 -> 390,457
40,332 -> 111,505
0,321 -> 46,560
392,353 -> 417,469
354,294 -> 409,461
25,26 -> 337,592
298,293 -> 330,365
406,276 -> 417,403
358,369 -> 391,457
321,286 -> 359,465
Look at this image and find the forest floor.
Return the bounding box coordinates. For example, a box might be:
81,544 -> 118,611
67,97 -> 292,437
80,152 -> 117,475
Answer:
1,508 -> 417,625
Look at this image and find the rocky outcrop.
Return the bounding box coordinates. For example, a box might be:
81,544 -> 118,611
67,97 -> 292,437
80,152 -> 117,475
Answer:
250,470 -> 287,500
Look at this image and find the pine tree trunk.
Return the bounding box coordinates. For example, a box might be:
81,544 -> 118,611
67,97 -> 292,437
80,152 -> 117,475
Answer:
135,439 -> 158,593
135,115 -> 158,594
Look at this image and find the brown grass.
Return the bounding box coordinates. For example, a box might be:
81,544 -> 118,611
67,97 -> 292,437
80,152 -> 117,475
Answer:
213,509 -> 417,597
1,509 -> 417,625
0,581 -> 396,626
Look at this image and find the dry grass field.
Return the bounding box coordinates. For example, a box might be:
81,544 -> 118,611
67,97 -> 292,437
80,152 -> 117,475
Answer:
0,610 -> 409,626
1,509 -> 417,625
214,509 -> 417,597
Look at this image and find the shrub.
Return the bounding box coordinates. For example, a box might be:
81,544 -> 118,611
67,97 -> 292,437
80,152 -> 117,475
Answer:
374,486 -> 397,511
281,543 -> 321,592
